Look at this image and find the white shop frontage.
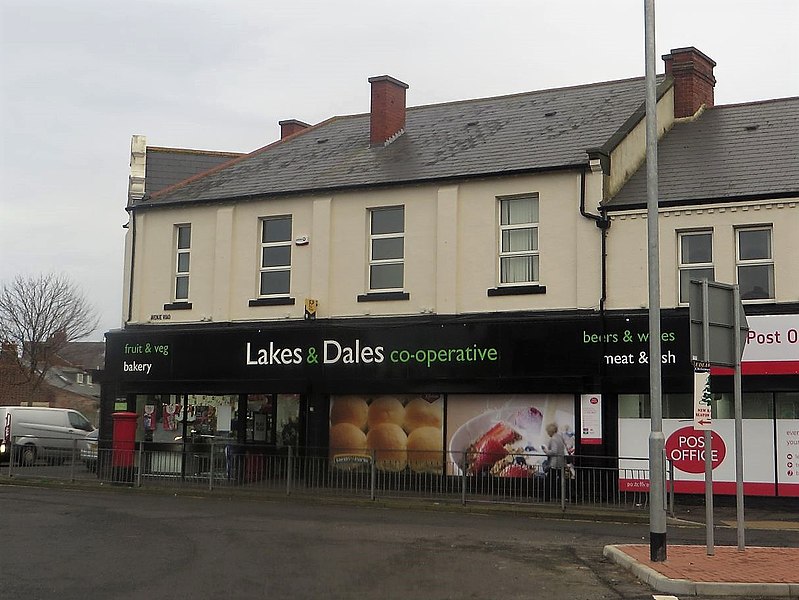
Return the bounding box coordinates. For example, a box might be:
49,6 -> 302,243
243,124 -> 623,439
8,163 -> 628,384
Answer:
619,314 -> 799,497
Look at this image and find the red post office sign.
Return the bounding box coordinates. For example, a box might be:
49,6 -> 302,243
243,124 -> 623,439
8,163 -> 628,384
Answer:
665,426 -> 727,473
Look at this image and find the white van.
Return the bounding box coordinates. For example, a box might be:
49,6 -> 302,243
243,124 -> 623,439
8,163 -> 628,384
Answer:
0,406 -> 96,466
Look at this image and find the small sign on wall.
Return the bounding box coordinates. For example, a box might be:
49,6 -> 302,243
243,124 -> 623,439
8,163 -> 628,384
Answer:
693,369 -> 712,430
580,394 -> 602,445
304,298 -> 318,320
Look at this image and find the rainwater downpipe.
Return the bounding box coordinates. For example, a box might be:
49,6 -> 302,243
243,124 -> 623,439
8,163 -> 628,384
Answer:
578,165 -> 610,313
126,207 -> 136,324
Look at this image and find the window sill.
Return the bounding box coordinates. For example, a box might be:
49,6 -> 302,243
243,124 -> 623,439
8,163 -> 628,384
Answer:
357,292 -> 410,302
249,297 -> 296,307
487,285 -> 546,297
163,302 -> 193,310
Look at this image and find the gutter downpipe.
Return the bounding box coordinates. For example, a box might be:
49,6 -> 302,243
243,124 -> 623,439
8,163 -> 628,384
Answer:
579,166 -> 610,314
126,206 -> 136,325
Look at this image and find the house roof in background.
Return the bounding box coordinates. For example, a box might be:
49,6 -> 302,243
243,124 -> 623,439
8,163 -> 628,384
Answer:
137,76 -> 661,206
56,341 -> 106,370
145,147 -> 244,197
606,97 -> 799,209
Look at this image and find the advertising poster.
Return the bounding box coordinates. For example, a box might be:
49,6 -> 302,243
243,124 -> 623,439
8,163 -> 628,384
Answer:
579,394 -> 602,444
446,394 -> 574,477
776,420 -> 799,497
618,419 -> 776,496
329,394 -> 444,473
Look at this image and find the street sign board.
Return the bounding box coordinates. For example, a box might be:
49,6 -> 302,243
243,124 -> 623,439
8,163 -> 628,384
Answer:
689,278 -> 749,553
689,280 -> 749,367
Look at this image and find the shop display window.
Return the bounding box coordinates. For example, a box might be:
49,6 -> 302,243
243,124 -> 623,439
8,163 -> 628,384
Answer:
134,394 -> 236,442
618,393 -> 694,419
620,392 -> 777,419
241,394 -> 300,446
776,393 -> 799,419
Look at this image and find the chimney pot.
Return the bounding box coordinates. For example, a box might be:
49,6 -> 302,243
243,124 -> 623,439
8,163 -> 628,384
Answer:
368,75 -> 409,146
279,119 -> 311,140
662,46 -> 717,118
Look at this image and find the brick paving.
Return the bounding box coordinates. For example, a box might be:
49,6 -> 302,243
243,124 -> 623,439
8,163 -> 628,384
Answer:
616,544 -> 799,584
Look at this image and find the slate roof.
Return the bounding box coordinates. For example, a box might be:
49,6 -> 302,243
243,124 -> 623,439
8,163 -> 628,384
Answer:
55,341 -> 106,370
606,97 -> 799,209
145,147 -> 244,196
139,76 -> 660,207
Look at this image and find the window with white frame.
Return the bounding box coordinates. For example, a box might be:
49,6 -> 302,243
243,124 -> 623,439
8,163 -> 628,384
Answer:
737,226 -> 774,300
76,373 -> 84,384
86,374 -> 92,385
259,216 -> 292,296
678,230 -> 714,304
174,224 -> 191,301
499,194 -> 539,285
369,206 -> 404,291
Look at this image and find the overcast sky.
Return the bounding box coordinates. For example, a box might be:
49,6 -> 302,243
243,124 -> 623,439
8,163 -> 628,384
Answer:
1,1 -> 797,341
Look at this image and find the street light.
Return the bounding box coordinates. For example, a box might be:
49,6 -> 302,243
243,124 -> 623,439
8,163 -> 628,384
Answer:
644,0 -> 667,562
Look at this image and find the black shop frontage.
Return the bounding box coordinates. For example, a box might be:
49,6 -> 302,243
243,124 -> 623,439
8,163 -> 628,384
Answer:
101,310 -> 693,477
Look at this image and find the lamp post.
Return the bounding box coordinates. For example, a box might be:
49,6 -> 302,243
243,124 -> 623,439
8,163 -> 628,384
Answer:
644,0 -> 667,562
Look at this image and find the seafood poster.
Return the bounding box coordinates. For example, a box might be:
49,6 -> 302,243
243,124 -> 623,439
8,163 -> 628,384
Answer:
446,394 -> 574,477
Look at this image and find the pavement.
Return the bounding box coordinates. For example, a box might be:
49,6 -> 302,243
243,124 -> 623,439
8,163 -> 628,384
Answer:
605,499 -> 799,597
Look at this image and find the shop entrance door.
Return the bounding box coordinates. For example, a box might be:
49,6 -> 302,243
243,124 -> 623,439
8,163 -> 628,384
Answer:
243,394 -> 301,448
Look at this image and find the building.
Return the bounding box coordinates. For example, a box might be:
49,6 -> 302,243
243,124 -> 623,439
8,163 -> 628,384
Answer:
602,49 -> 799,496
1,341 -> 104,425
103,47 -> 798,495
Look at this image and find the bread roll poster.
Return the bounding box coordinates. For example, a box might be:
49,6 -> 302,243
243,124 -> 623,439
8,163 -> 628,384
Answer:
329,395 -> 444,473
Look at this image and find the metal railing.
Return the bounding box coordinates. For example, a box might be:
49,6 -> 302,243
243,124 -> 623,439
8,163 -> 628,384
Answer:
1,436 -> 669,513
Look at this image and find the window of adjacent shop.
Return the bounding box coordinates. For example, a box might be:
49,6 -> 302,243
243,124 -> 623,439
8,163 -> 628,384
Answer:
368,206 -> 404,291
498,194 -> 539,285
259,216 -> 292,296
736,226 -> 774,301
678,229 -> 714,304
619,392 -> 776,419
174,224 -> 191,301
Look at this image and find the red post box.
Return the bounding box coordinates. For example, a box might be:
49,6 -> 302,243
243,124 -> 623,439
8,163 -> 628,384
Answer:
112,412 -> 138,471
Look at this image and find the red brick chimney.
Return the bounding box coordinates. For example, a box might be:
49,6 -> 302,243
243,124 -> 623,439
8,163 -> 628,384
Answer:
662,47 -> 717,118
279,119 -> 310,140
368,75 -> 409,146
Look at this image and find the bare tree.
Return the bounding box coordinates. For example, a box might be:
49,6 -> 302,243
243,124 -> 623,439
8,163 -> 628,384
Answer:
0,273 -> 99,389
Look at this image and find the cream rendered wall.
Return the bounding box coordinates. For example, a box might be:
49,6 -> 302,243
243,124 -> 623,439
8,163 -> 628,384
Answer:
326,185 -> 439,316
227,198 -> 314,321
435,186 -> 459,314
121,224 -> 133,326
454,171 -> 603,313
130,206 -> 222,323
127,169 -> 607,325
607,88 -> 674,199
605,199 -> 799,310
211,207 -> 234,321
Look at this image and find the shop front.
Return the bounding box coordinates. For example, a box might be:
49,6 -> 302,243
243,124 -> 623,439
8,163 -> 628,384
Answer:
103,311 -> 694,486
618,313 -> 799,498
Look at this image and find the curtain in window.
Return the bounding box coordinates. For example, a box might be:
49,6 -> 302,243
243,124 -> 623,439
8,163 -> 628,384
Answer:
501,256 -> 538,283
501,198 -> 538,225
